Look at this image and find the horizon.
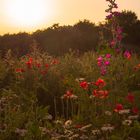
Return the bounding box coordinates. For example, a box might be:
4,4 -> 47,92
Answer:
0,0 -> 140,35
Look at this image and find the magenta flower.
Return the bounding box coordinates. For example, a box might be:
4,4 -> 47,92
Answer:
104,61 -> 110,66
106,54 -> 111,59
97,56 -> 103,62
124,51 -> 131,59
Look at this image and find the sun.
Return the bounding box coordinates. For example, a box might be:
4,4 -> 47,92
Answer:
5,0 -> 54,27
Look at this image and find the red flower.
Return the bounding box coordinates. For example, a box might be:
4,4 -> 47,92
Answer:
80,81 -> 89,90
114,104 -> 123,112
26,57 -> 33,69
40,70 -> 47,75
132,107 -> 139,114
93,90 -> 109,99
45,64 -> 49,69
15,68 -> 25,73
63,90 -> 73,99
36,63 -> 41,68
126,93 -> 134,103
74,124 -> 83,129
95,78 -> 106,88
51,59 -> 59,65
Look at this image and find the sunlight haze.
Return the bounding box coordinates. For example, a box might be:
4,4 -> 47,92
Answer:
0,0 -> 140,35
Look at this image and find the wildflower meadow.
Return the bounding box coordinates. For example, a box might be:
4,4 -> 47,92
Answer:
0,0 -> 140,140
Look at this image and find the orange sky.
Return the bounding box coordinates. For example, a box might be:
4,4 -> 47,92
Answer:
0,0 -> 140,35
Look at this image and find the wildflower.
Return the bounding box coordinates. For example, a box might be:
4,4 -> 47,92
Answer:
114,104 -> 123,112
124,51 -> 131,59
104,60 -> 110,66
119,109 -> 130,115
39,127 -> 50,135
51,59 -> 59,65
132,107 -> 139,114
45,64 -> 49,69
126,93 -> 135,103
105,111 -> 112,116
128,115 -> 139,120
15,128 -> 27,137
101,124 -> 114,132
64,130 -> 73,137
45,114 -> 53,120
97,61 -> 102,67
106,14 -> 113,20
101,68 -> 107,76
35,62 -> 41,68
92,129 -> 101,135
40,70 -> 47,75
80,135 -> 89,139
80,81 -> 89,90
122,120 -> 132,126
110,40 -> 116,47
93,90 -> 109,99
64,120 -> 72,128
97,56 -> 103,62
106,54 -> 111,59
74,124 -> 83,129
26,57 -> 33,69
54,120 -> 63,125
89,95 -> 95,99
95,78 -> 106,88
15,68 -> 25,73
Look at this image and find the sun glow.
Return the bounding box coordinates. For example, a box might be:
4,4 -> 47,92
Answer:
5,0 -> 54,27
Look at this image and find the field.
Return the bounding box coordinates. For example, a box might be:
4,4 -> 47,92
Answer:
0,49 -> 140,140
1,0 -> 140,139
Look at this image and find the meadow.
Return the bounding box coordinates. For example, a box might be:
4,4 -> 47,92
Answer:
1,0 -> 140,139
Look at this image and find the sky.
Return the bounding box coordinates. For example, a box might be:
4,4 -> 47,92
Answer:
0,0 -> 140,35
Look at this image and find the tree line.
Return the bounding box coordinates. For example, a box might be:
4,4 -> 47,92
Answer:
0,10 -> 140,57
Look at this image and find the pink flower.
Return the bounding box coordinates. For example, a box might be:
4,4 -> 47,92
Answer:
106,54 -> 111,59
104,61 -> 110,66
97,56 -> 103,62
124,51 -> 131,59
101,68 -> 107,76
110,40 -> 116,47
97,61 -> 102,67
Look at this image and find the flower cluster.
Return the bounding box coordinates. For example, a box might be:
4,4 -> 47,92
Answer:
105,0 -> 119,20
97,54 -> 111,75
92,78 -> 109,99
15,55 -> 60,77
114,93 -> 139,115
61,90 -> 78,100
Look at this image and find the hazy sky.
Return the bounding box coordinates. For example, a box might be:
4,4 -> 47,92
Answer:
0,0 -> 140,35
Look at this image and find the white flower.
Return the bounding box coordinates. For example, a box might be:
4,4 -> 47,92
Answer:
54,120 -> 63,125
101,124 -> 114,132
128,115 -> 139,120
64,120 -> 72,128
70,94 -> 78,100
39,127 -> 49,135
122,120 -> 132,126
119,109 -> 130,115
89,95 -> 95,99
15,128 -> 27,137
105,111 -> 112,116
92,129 -> 101,135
